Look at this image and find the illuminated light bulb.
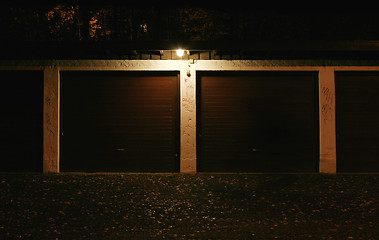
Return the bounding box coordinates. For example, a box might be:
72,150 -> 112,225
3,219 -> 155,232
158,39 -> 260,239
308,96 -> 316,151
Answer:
176,49 -> 184,57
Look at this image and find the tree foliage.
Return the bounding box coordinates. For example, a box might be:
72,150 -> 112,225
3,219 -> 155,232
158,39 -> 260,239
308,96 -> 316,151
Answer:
46,5 -> 78,40
1,5 -> 379,42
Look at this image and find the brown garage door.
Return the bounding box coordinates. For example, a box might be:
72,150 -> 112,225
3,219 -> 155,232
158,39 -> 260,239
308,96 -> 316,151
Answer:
60,71 -> 180,172
0,71 -> 43,172
197,71 -> 319,172
336,71 -> 379,172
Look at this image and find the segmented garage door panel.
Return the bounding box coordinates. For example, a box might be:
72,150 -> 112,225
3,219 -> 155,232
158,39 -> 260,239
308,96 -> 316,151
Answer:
336,72 -> 379,172
60,71 -> 179,172
198,72 -> 319,172
0,71 -> 43,172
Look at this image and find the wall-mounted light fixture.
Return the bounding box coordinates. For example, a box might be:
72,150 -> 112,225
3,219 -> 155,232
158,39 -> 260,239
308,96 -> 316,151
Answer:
159,49 -> 200,60
176,49 -> 185,57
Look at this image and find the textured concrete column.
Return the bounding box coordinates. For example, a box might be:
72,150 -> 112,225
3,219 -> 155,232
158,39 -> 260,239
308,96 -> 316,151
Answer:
180,60 -> 197,173
43,67 -> 60,173
319,68 -> 337,173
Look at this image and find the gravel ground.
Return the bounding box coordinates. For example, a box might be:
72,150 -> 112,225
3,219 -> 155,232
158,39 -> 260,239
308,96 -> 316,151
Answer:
0,173 -> 377,239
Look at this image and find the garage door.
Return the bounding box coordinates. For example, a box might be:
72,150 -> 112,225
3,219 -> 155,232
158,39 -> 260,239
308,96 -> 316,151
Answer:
336,72 -> 379,172
0,71 -> 43,172
60,71 -> 180,172
197,71 -> 319,172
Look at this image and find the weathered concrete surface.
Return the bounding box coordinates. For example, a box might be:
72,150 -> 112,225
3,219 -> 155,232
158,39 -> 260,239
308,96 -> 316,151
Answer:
180,61 -> 197,173
43,67 -> 59,173
3,59 -> 379,69
319,68 -> 337,173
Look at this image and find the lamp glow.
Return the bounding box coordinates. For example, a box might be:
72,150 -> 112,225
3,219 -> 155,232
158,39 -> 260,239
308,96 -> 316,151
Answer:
176,49 -> 184,57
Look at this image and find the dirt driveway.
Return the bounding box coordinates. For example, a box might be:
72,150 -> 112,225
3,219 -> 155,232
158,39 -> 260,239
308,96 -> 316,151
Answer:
0,173 -> 377,239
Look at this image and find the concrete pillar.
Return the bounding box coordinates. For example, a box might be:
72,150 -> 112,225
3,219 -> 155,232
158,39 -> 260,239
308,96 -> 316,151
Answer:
180,60 -> 197,173
43,67 -> 60,173
319,68 -> 337,173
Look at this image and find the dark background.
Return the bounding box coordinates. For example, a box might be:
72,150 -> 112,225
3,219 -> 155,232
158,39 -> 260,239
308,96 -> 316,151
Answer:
1,3 -> 379,59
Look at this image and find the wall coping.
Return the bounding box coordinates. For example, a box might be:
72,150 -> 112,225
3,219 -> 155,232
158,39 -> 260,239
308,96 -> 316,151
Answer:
1,59 -> 379,70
